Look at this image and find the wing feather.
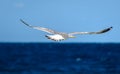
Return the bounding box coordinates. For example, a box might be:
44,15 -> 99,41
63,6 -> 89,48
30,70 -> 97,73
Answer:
69,27 -> 113,35
20,19 -> 59,34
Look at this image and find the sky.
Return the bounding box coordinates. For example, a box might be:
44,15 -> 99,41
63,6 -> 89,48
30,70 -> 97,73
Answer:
0,0 -> 120,43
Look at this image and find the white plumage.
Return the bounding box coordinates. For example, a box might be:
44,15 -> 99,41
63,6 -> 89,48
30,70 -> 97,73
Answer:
45,34 -> 65,41
20,19 -> 113,41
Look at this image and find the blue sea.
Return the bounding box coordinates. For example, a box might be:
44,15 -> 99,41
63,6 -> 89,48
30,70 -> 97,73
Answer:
0,43 -> 120,74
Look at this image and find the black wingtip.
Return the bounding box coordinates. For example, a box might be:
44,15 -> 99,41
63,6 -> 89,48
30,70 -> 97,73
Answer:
108,26 -> 113,30
20,19 -> 25,23
20,19 -> 31,27
101,26 -> 113,33
110,26 -> 113,29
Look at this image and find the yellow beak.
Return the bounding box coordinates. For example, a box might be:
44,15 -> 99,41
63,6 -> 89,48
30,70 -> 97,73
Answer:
70,36 -> 76,38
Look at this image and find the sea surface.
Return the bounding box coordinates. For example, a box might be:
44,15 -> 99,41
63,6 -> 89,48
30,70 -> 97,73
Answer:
0,43 -> 120,74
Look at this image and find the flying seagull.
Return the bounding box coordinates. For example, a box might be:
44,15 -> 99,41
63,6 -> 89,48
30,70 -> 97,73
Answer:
20,19 -> 113,41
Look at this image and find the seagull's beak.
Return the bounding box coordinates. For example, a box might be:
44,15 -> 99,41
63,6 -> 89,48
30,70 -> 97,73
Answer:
70,36 -> 76,38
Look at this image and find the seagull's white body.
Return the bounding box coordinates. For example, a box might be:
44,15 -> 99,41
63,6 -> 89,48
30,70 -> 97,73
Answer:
45,34 -> 65,41
20,19 -> 113,41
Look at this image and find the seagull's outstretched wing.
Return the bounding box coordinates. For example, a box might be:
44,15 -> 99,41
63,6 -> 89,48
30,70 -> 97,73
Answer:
68,27 -> 113,35
20,19 -> 59,34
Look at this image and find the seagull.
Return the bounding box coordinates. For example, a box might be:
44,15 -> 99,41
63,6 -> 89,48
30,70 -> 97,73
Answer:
20,19 -> 113,41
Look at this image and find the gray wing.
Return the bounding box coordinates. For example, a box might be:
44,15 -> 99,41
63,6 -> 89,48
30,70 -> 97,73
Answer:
68,27 -> 113,35
20,19 -> 59,34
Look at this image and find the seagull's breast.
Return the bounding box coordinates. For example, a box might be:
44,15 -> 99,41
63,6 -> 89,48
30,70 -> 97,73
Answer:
45,34 -> 65,41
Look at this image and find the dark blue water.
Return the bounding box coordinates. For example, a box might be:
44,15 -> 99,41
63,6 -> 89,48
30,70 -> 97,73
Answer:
0,43 -> 120,74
